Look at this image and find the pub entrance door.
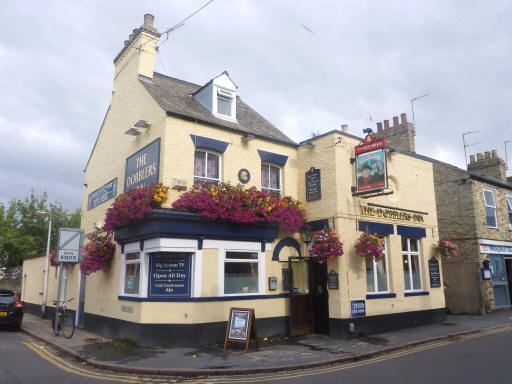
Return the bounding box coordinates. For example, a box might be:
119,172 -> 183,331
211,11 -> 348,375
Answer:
490,255 -> 510,308
289,257 -> 329,336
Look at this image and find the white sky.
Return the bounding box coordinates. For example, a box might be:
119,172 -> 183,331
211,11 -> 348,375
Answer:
1,0 -> 511,210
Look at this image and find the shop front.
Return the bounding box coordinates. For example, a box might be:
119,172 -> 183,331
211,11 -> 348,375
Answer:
480,241 -> 512,309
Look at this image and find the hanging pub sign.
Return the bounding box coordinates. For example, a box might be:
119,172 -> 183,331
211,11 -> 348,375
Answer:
124,138 -> 160,192
305,167 -> 321,201
148,252 -> 191,297
355,135 -> 388,194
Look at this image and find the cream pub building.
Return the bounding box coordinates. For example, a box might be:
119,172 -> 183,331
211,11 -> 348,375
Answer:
22,15 -> 446,346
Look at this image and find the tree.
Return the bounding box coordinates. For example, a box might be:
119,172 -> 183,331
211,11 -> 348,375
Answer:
0,190 -> 81,267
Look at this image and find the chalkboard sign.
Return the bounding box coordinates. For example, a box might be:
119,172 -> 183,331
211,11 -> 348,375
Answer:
148,252 -> 191,297
224,307 -> 258,352
305,167 -> 321,201
327,270 -> 339,289
351,300 -> 366,317
428,258 -> 441,288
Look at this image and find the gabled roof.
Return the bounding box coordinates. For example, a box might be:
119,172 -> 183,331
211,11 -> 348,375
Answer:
140,72 -> 296,146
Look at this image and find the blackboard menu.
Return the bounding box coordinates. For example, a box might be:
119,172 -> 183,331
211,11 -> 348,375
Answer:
327,270 -> 339,289
428,258 -> 441,288
305,168 -> 321,201
228,309 -> 251,341
149,252 -> 191,297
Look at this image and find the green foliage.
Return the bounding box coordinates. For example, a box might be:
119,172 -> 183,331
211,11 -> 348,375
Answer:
0,190 -> 81,268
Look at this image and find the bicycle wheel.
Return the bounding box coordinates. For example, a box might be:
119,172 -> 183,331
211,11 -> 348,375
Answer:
53,311 -> 60,336
60,312 -> 75,339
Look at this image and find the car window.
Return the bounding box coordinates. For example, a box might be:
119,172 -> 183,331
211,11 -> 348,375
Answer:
0,293 -> 15,305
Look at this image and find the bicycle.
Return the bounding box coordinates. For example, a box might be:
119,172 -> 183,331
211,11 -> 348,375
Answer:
52,298 -> 75,338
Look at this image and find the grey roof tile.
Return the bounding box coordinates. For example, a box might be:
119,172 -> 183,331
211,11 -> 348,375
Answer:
141,72 -> 296,146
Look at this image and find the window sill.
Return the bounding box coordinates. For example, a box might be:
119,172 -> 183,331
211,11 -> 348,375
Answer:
366,293 -> 396,299
404,291 -> 429,297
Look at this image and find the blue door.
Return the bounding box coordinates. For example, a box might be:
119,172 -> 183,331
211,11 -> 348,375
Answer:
490,255 -> 510,308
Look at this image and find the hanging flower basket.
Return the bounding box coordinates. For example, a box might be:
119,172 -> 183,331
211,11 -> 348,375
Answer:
80,231 -> 116,276
434,238 -> 458,259
172,183 -> 306,233
308,228 -> 344,264
104,183 -> 169,231
355,232 -> 385,262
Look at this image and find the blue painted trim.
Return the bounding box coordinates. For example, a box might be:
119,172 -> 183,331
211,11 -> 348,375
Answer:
118,293 -> 290,302
358,221 -> 394,235
404,291 -> 429,297
257,150 -> 288,166
309,219 -> 329,231
197,238 -> 203,250
272,237 -> 301,261
261,242 -> 265,252
366,293 -> 396,299
190,134 -> 229,153
114,210 -> 279,245
397,225 -> 426,238
140,240 -> 144,251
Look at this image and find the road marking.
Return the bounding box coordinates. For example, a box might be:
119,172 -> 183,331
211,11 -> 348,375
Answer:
21,324 -> 512,384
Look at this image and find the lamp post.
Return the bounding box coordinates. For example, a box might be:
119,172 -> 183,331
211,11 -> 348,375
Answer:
299,224 -> 314,258
36,210 -> 51,317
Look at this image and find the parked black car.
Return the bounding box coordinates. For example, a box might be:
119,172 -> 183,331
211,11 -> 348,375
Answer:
0,289 -> 24,330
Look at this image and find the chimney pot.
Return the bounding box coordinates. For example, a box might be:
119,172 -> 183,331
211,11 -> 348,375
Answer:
384,120 -> 390,129
477,153 -> 484,161
341,124 -> 348,133
491,149 -> 498,158
400,113 -> 407,124
392,116 -> 399,126
469,154 -> 476,163
144,14 -> 155,28
377,122 -> 383,133
485,151 -> 491,159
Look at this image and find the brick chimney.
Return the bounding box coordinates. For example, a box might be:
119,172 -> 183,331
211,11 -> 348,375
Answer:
467,149 -> 507,181
113,14 -> 161,80
375,112 -> 415,153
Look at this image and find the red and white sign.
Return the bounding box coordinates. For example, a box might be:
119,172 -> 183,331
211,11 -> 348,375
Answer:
355,135 -> 387,155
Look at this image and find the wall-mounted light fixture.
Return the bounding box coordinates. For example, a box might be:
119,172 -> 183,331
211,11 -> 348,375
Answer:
242,134 -> 255,142
125,120 -> 152,136
134,120 -> 151,129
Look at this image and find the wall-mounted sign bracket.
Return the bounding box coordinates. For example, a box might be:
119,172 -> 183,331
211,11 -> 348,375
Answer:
351,187 -> 394,199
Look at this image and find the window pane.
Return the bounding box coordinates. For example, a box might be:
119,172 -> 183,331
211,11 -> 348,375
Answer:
410,239 -> 418,252
484,190 -> 495,206
194,151 -> 206,177
410,255 -> 421,290
226,252 -> 259,260
224,262 -> 258,294
206,153 -> 219,179
217,96 -> 231,116
402,237 -> 408,251
376,258 -> 388,292
403,255 -> 411,291
269,166 -> 280,190
124,263 -> 140,295
486,207 -> 497,227
507,196 -> 512,211
261,165 -> 269,189
366,255 -> 375,292
125,252 -> 140,261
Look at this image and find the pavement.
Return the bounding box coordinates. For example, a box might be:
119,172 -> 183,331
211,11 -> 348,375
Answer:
20,310 -> 512,377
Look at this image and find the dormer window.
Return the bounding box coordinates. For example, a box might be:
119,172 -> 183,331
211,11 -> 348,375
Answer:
217,88 -> 233,117
193,71 -> 238,122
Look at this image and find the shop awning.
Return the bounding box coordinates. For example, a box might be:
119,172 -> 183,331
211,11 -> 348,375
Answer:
397,225 -> 426,238
358,220 -> 394,235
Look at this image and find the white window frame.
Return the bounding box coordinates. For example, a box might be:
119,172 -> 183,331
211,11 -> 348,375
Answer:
366,236 -> 390,294
506,195 -> 512,230
209,240 -> 266,297
213,86 -> 236,121
194,149 -> 221,186
120,245 -> 144,297
261,163 -> 282,195
483,189 -> 498,229
402,237 -> 423,292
